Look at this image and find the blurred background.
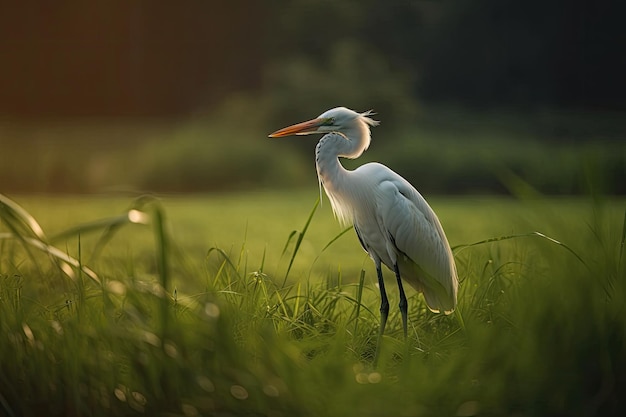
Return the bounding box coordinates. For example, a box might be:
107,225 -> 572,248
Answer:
1,0 -> 624,195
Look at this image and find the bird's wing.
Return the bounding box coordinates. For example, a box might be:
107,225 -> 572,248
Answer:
377,177 -> 458,314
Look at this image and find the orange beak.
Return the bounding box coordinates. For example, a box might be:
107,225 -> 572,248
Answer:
268,118 -> 326,137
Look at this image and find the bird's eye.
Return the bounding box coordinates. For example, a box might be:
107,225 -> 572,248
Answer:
325,117 -> 336,125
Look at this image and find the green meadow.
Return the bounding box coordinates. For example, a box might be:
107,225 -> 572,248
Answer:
1,190 -> 624,416
3,1 -> 625,415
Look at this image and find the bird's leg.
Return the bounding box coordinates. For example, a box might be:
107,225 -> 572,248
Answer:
393,263 -> 408,340
373,260 -> 389,367
377,262 -> 390,335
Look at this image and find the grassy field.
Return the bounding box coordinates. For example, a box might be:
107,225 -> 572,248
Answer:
1,190 -> 625,416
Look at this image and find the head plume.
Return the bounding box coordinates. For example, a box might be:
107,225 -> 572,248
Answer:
360,110 -> 380,127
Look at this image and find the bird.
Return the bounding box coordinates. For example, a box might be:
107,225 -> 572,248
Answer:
269,107 -> 458,361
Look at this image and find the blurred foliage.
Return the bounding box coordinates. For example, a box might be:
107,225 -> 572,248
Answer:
262,38 -> 418,127
1,107 -> 624,194
0,0 -> 624,194
0,119 -> 308,194
259,0 -> 626,118
3,0 -> 624,118
136,122 -> 310,192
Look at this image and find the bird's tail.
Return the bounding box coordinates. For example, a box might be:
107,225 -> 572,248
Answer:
422,282 -> 456,315
403,261 -> 457,314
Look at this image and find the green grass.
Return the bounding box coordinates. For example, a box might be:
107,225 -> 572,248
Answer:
1,190 -> 625,416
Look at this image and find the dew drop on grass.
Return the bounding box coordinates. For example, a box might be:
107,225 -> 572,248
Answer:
106,280 -> 127,296
50,320 -> 63,335
142,331 -> 161,347
230,385 -> 249,400
355,373 -> 369,384
367,372 -> 382,384
128,209 -> 149,224
182,403 -> 199,417
263,384 -> 280,397
196,376 -> 215,392
114,387 -> 127,402
352,363 -> 365,373
164,341 -> 178,358
22,323 -> 34,346
131,391 -> 147,406
204,302 -> 220,319
129,391 -> 146,413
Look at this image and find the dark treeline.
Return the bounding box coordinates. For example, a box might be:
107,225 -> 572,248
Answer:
1,0 -> 624,119
1,0 -> 624,195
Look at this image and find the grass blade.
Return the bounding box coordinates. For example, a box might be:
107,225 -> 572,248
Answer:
0,194 -> 103,283
0,194 -> 48,273
87,197 -> 155,262
619,210 -> 626,270
280,231 -> 298,258
320,227 -> 352,253
207,247 -> 243,282
282,198 -> 319,287
152,203 -> 171,339
0,233 -> 100,284
453,231 -> 587,267
352,270 -> 365,336
0,194 -> 46,240
50,211 -> 148,243
308,226 -> 353,278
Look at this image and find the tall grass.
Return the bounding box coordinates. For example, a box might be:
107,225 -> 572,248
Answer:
0,193 -> 624,416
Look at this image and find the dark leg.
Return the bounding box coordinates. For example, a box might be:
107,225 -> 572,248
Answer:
393,263 -> 408,340
373,260 -> 389,367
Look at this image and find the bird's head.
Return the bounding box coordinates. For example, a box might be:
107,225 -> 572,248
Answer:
268,107 -> 379,138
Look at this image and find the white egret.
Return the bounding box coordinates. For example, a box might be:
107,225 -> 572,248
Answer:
269,107 -> 458,359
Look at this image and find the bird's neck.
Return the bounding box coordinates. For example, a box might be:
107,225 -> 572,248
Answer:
314,122 -> 371,225
315,124 -> 369,181
315,134 -> 346,189
316,120 -> 370,166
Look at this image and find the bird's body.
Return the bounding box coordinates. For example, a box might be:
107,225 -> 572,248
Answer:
269,107 -> 458,360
